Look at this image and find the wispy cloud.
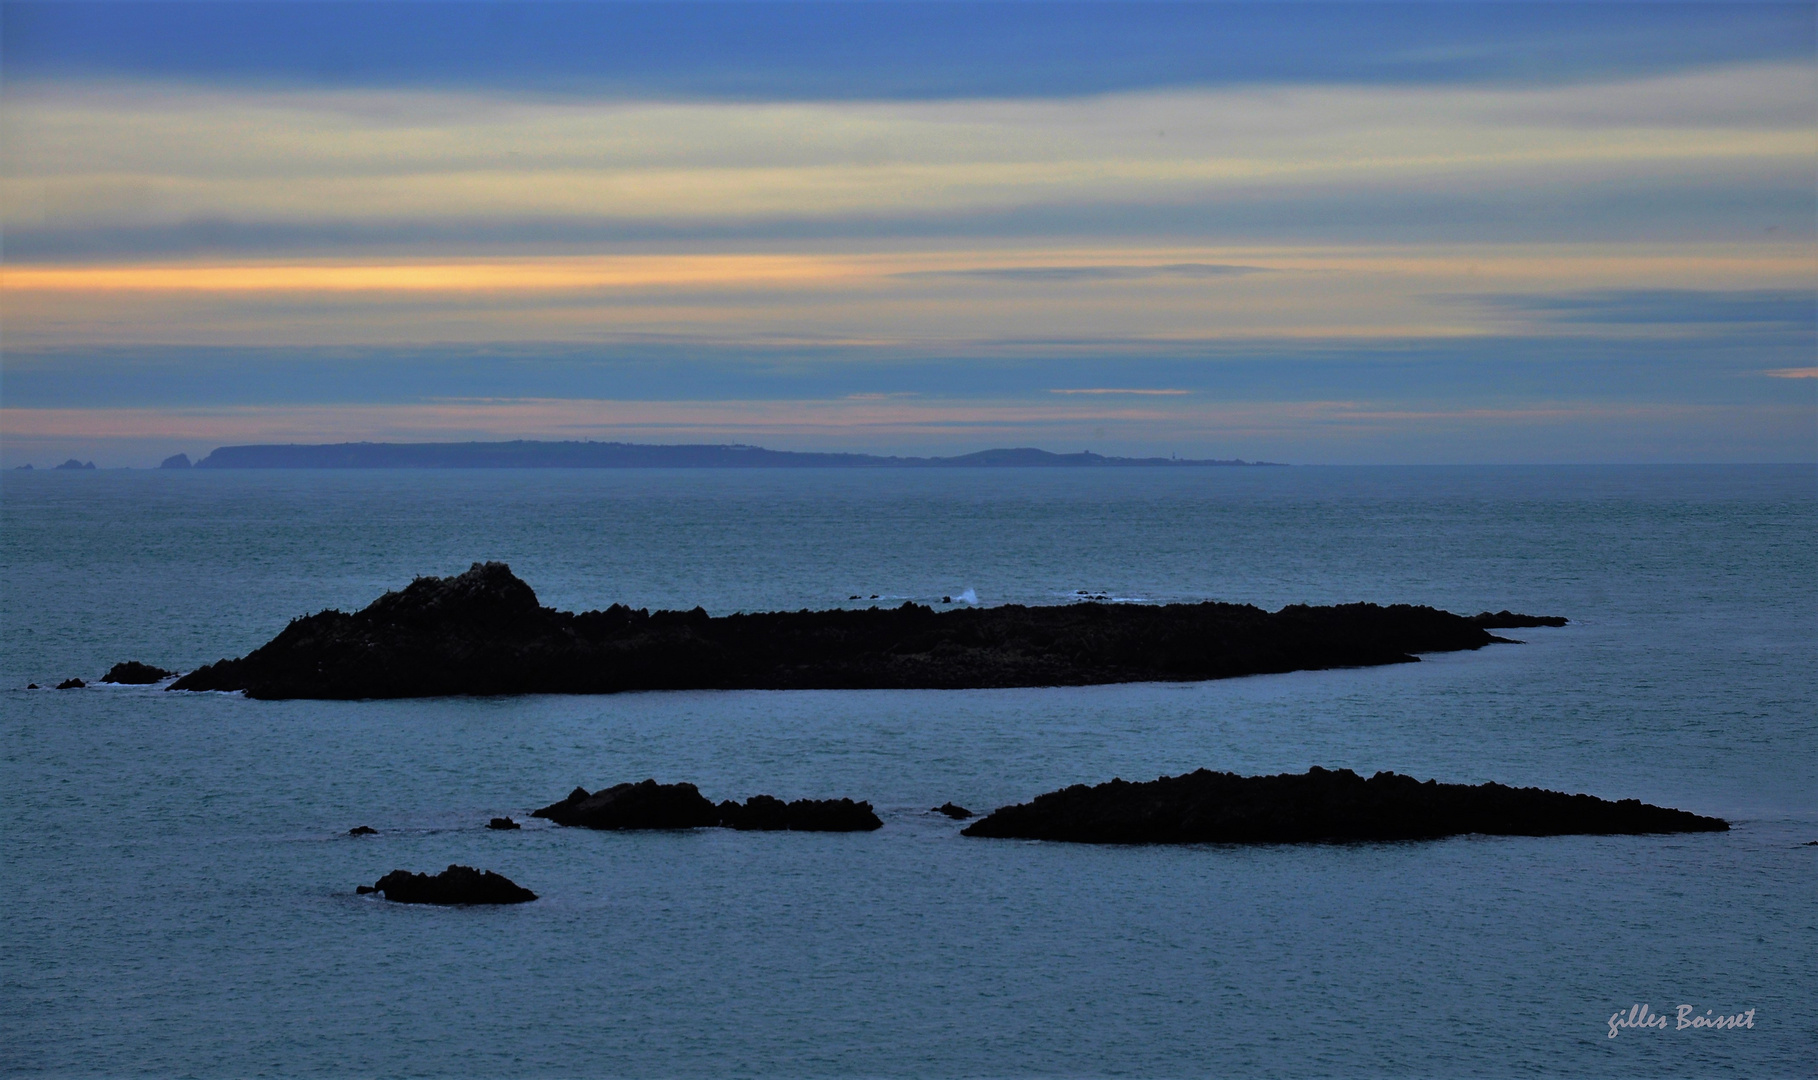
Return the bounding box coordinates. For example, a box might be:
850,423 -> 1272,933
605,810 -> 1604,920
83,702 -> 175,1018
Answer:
1048,388 -> 1192,396
1471,289 -> 1815,326
897,264 -> 1267,282
5,65 -> 1809,244
1764,367 -> 1818,378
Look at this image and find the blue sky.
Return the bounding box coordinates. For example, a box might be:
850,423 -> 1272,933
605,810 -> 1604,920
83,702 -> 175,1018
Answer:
2,2 -> 1813,464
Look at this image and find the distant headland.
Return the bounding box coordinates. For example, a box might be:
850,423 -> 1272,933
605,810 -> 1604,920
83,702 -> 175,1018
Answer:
189,440 -> 1277,469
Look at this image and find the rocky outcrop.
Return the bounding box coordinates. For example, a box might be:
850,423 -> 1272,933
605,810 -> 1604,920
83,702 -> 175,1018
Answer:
167,562 -> 1563,699
101,661 -> 173,684
532,780 -> 720,830
159,453 -> 192,469
56,678 -> 85,689
961,766 -> 1729,844
53,459 -> 96,470
717,795 -> 882,832
1472,610 -> 1569,628
356,865 -> 536,904
534,780 -> 882,832
487,817 -> 521,830
348,825 -> 377,836
933,802 -> 974,819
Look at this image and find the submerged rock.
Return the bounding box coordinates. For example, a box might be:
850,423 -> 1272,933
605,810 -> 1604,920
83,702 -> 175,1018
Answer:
348,825 -> 377,836
56,678 -> 85,690
934,802 -> 974,819
166,562 -> 1565,699
357,864 -> 536,904
532,780 -> 720,830
101,661 -> 174,684
717,795 -> 882,832
1472,610 -> 1569,628
487,817 -> 521,830
961,766 -> 1729,844
534,781 -> 882,832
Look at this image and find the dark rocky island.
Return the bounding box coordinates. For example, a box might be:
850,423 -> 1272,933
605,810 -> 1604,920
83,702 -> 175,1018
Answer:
165,562 -> 1560,699
356,864 -> 536,904
717,795 -> 882,832
533,780 -> 882,832
534,780 -> 721,829
101,661 -> 173,685
960,767 -> 1729,844
1470,610 -> 1569,629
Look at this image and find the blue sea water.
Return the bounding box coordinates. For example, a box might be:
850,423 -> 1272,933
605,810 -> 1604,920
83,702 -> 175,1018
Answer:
2,465 -> 1813,1078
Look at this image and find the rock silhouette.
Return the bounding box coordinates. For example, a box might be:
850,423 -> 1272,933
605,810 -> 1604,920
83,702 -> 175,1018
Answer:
487,817 -> 521,830
961,767 -> 1729,844
934,802 -> 974,819
1471,610 -> 1569,628
56,678 -> 85,690
357,865 -> 536,904
348,826 -> 377,836
101,661 -> 173,684
717,795 -> 882,832
533,780 -> 721,830
167,562 -> 1561,699
534,780 -> 881,832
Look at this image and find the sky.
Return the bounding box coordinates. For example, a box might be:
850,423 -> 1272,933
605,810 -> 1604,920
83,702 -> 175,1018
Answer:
2,2 -> 1814,466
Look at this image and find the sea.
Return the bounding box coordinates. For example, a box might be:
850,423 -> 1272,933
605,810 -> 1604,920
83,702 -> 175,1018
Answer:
2,464 -> 1813,1078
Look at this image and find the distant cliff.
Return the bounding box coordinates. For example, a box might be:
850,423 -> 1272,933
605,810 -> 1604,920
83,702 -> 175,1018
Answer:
192,441 -> 1274,468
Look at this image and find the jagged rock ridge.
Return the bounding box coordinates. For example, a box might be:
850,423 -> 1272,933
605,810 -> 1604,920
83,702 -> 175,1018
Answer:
532,780 -> 882,832
165,563 -> 1563,700
357,865 -> 537,904
961,767 -> 1729,844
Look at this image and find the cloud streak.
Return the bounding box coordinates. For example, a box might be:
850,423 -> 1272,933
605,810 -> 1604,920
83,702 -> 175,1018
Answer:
1,13 -> 1811,464
5,65 -> 1809,241
896,264 -> 1267,282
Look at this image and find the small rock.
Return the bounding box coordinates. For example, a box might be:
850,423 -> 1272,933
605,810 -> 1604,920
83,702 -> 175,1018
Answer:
348,825 -> 377,836
941,596 -> 952,604
102,661 -> 174,684
487,817 -> 520,830
56,678 -> 85,690
718,795 -> 883,832
532,779 -> 720,830
933,802 -> 973,819
26,684 -> 38,690
1804,840 -> 1817,846
355,885 -> 377,894
362,864 -> 537,904
1471,610 -> 1569,629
